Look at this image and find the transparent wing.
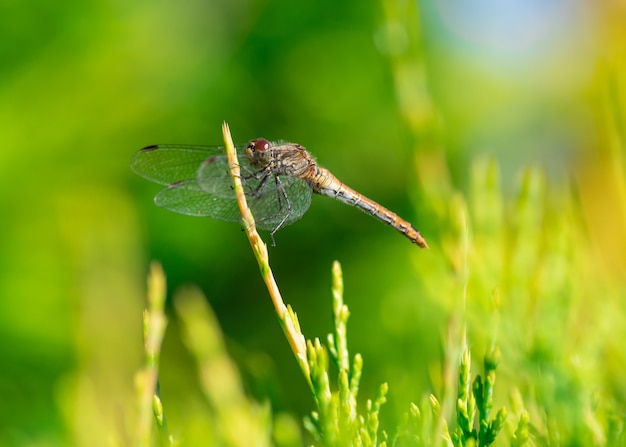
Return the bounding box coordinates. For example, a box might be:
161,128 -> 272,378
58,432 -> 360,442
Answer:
130,144 -> 248,186
154,180 -> 243,222
191,152 -> 244,199
155,177 -> 312,231
133,143 -> 313,231
246,177 -> 313,230
197,160 -> 313,230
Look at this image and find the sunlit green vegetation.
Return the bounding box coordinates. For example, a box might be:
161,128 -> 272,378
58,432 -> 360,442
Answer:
2,0 -> 625,446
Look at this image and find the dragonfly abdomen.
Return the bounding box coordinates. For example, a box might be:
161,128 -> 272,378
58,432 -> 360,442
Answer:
311,168 -> 428,248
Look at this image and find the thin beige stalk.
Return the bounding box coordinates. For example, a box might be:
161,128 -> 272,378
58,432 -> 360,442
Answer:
222,122 -> 311,386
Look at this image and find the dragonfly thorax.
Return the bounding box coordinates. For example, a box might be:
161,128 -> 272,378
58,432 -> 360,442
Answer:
246,138 -> 317,179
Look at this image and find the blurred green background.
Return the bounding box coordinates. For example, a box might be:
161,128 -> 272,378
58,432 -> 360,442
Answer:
2,0 -> 626,445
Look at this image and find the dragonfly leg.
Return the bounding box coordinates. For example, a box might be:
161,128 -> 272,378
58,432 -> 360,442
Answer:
240,170 -> 292,246
237,166 -> 268,196
246,169 -> 273,198
268,175 -> 292,245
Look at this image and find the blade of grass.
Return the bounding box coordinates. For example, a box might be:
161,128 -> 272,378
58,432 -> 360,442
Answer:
136,262 -> 172,447
174,286 -> 272,447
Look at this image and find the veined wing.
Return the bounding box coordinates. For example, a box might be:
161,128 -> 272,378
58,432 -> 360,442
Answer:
154,179 -> 243,222
130,144 -> 247,186
196,160 -> 313,230
133,142 -> 313,231
155,177 -> 312,231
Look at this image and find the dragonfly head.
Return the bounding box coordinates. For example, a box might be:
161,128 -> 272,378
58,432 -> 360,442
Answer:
246,138 -> 272,168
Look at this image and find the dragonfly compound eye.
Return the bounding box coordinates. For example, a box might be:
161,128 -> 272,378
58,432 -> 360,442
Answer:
248,138 -> 271,153
246,138 -> 272,168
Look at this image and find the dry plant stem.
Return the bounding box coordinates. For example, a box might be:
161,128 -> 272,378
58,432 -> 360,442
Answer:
222,121 -> 311,384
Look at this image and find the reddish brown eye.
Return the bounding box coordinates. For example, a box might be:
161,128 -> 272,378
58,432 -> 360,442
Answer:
247,138 -> 271,153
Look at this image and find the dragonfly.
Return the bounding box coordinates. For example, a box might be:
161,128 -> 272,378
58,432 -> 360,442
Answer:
131,138 -> 428,248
